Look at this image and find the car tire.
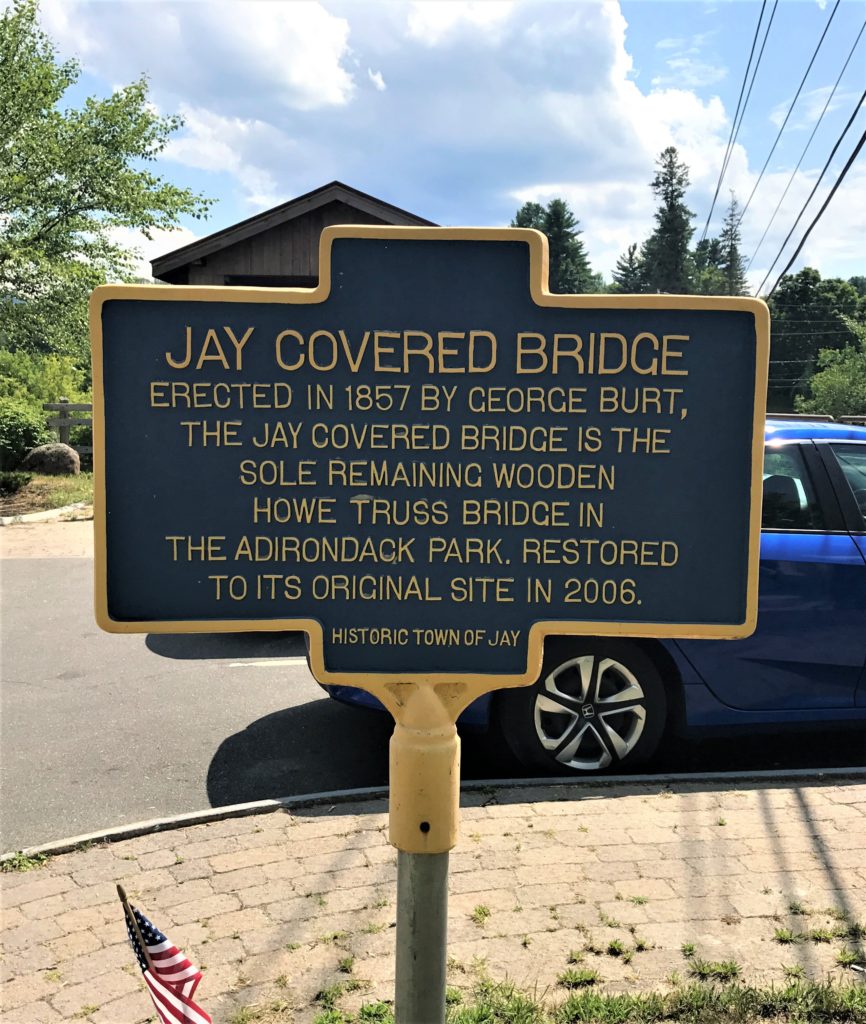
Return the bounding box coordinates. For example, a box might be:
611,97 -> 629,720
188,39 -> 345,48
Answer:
496,637 -> 668,774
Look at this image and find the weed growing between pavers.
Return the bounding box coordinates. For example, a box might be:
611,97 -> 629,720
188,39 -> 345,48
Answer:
688,958 -> 741,982
0,850 -> 49,872
229,999 -> 293,1023
306,978 -> 866,1023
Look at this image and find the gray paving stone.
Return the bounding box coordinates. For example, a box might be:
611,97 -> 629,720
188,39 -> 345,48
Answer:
3,779 -> 864,1022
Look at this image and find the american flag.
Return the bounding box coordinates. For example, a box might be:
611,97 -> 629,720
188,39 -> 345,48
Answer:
125,904 -> 212,1024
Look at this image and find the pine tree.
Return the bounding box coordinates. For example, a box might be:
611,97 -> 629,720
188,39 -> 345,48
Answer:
512,201 -> 546,230
512,198 -> 594,293
612,243 -> 644,292
641,147 -> 695,293
719,194 -> 748,295
693,238 -> 725,295
543,199 -> 592,293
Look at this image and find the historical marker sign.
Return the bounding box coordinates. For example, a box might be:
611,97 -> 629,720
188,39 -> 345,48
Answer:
91,226 -> 769,687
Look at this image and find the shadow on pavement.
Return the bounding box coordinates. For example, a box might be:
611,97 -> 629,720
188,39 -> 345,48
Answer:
206,700 -> 393,807
147,631 -> 308,660
205,695 -> 865,810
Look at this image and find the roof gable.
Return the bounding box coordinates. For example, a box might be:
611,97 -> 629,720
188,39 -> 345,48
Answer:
151,181 -> 435,277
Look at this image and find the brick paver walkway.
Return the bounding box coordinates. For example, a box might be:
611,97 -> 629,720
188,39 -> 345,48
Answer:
2,779 -> 864,1023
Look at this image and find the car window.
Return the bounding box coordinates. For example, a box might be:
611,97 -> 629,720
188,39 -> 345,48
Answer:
830,444 -> 866,528
762,445 -> 825,530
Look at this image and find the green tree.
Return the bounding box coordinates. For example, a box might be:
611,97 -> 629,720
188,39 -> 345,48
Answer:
766,268 -> 865,410
511,198 -> 594,293
718,194 -> 748,296
693,237 -> 725,295
512,202 -> 546,231
795,317 -> 866,418
640,147 -> 695,293
0,0 -> 211,367
611,243 -> 644,292
847,275 -> 866,298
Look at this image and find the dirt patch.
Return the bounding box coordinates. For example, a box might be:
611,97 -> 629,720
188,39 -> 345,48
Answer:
0,472 -> 93,516
0,520 -> 94,558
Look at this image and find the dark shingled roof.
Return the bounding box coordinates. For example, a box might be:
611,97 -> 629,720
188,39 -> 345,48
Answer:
151,180 -> 436,277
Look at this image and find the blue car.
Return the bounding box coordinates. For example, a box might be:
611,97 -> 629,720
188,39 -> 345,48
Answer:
321,419 -> 866,773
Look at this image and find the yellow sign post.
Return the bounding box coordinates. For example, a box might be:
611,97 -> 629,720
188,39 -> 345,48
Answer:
91,226 -> 768,1024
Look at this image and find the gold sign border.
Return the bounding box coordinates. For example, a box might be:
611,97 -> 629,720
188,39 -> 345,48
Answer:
90,226 -> 770,691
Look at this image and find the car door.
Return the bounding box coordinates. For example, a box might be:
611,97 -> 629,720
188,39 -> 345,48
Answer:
676,440 -> 866,711
818,439 -> 866,707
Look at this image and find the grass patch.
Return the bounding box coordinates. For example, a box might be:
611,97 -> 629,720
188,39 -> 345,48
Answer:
809,928 -> 835,944
0,471 -> 93,515
681,942 -> 696,958
338,956 -> 355,974
444,978 -> 866,1023
357,1004 -> 392,1021
558,968 -> 600,989
229,1000 -> 293,1024
446,987 -> 463,1006
774,927 -> 804,945
315,983 -> 345,1010
1,850 -> 49,872
788,900 -> 811,916
836,947 -> 863,968
470,904 -> 491,926
688,959 -> 741,982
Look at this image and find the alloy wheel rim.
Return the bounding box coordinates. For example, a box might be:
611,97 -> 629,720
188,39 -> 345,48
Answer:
533,655 -> 647,770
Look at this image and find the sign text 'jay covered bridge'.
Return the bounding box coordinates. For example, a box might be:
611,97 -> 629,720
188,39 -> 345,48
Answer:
91,225 -> 768,689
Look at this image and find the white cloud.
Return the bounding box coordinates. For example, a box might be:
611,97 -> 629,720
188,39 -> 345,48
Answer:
368,68 -> 387,91
652,56 -> 727,89
745,164 -> 866,293
406,1 -> 515,46
40,0 -> 355,113
769,86 -> 860,131
109,226 -> 201,280
163,105 -> 292,210
33,0 -> 861,288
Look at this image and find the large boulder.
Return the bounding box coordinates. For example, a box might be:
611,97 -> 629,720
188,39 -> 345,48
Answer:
21,443 -> 80,476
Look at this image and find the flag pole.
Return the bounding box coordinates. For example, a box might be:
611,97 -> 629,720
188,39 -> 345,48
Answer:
117,883 -> 155,974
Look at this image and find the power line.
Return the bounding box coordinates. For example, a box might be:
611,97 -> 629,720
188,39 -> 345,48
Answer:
699,0 -> 767,244
714,0 -> 779,225
737,0 -> 841,228
767,127 -> 866,297
764,329 -> 860,337
756,86 -> 866,295
746,18 -> 866,271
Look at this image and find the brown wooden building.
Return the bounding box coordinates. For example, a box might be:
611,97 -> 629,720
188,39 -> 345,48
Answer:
150,181 -> 434,287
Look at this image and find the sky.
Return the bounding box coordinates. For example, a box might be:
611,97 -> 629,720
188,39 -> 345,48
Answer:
36,0 -> 866,294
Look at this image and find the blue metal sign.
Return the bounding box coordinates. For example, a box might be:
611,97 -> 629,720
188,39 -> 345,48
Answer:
91,227 -> 768,686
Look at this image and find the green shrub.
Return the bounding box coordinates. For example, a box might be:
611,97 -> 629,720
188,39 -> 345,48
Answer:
0,350 -> 90,408
0,399 -> 51,470
0,471 -> 32,496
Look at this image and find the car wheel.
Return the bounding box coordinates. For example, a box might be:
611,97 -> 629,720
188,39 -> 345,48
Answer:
497,638 -> 668,774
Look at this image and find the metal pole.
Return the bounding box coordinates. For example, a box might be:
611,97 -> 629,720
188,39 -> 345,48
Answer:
395,850 -> 449,1024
